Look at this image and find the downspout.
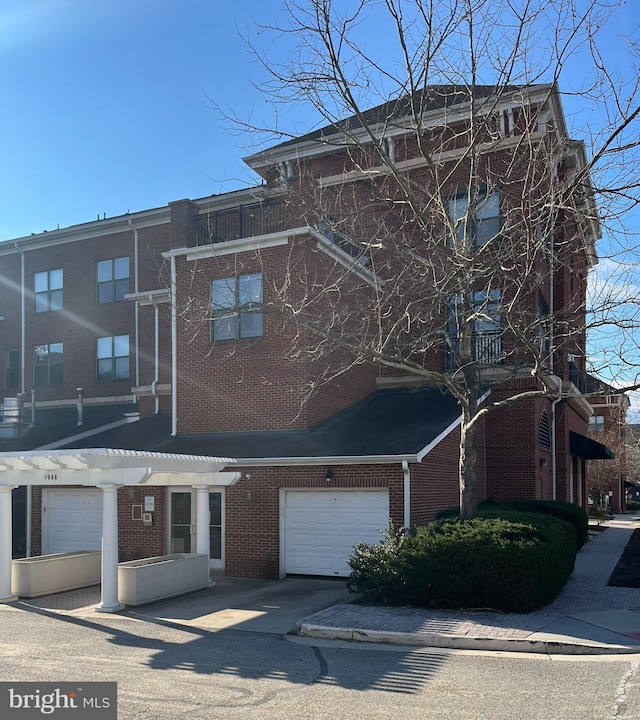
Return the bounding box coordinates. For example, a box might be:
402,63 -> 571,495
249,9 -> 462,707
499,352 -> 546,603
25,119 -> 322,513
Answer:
128,220 -> 140,393
170,254 -> 177,436
402,460 -> 411,530
152,301 -> 159,414
15,242 -> 31,557
548,206 -> 558,500
14,243 -> 25,394
551,386 -> 562,501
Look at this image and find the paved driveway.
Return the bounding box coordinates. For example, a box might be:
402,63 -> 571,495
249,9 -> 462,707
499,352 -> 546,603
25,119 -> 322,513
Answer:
19,575 -> 352,635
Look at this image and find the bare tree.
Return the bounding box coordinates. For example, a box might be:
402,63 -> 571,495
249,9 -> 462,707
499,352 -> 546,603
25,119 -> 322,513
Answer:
207,0 -> 640,519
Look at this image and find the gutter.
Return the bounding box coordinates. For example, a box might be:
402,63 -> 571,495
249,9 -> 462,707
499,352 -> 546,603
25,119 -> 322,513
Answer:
233,454 -> 417,467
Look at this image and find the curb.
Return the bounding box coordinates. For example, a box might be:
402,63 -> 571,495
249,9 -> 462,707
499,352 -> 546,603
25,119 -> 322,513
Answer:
297,623 -> 640,655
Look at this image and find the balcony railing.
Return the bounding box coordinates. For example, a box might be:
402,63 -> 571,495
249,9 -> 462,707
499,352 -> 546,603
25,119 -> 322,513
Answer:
195,201 -> 286,246
445,332 -> 503,369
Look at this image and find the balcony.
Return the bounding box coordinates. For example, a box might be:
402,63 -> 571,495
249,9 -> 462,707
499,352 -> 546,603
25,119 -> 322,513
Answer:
445,332 -> 503,369
195,201 -> 285,246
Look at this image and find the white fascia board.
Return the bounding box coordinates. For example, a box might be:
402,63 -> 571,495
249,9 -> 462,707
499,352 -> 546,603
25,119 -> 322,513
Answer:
162,229 -> 303,262
233,454 -> 417,467
310,229 -> 382,288
125,289 -> 171,305
416,416 -> 462,462
0,208 -> 169,255
414,388 -> 491,461
318,130 -> 546,189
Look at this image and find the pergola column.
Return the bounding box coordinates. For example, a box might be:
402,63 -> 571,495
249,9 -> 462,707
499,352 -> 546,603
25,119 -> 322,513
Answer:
96,484 -> 124,613
0,486 -> 18,603
194,486 -> 211,559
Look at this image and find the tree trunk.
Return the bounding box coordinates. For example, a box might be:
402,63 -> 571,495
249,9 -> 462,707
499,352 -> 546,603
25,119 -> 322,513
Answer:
459,403 -> 478,521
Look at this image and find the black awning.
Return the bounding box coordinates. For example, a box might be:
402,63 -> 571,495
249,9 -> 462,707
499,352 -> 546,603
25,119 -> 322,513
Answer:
569,431 -> 615,460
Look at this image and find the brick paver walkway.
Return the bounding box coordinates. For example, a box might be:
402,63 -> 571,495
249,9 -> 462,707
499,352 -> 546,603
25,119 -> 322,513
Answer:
302,520 -> 640,641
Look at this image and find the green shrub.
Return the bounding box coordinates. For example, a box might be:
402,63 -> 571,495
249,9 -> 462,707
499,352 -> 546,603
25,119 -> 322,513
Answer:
627,500 -> 640,511
436,499 -> 587,547
347,511 -> 578,612
489,500 -> 588,548
400,512 -> 576,612
346,523 -> 407,604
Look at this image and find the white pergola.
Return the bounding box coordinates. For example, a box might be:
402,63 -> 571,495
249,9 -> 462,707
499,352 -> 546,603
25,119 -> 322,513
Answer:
0,448 -> 240,612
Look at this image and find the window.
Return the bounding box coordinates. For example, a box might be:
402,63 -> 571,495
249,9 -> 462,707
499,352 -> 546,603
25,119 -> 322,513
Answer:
5,349 -> 19,390
448,190 -> 501,247
97,257 -> 130,303
538,295 -> 550,359
211,273 -> 263,341
34,343 -> 63,386
97,335 -> 129,382
589,415 -> 605,433
34,269 -> 63,313
446,289 -> 502,366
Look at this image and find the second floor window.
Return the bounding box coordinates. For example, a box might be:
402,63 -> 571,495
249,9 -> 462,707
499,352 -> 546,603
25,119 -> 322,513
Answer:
34,343 -> 63,386
589,415 -> 605,433
34,269 -> 63,313
211,273 -> 263,342
448,190 -> 501,247
5,349 -> 19,390
97,335 -> 129,382
97,257 -> 130,303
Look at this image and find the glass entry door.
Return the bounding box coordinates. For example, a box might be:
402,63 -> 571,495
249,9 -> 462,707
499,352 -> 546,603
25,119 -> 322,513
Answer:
168,488 -> 224,568
169,491 -> 193,554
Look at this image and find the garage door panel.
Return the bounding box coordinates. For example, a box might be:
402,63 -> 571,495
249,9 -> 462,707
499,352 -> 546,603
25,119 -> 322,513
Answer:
284,489 -> 389,577
44,489 -> 103,554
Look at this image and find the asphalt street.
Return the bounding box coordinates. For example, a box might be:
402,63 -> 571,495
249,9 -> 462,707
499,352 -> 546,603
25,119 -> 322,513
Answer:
1,601 -> 639,720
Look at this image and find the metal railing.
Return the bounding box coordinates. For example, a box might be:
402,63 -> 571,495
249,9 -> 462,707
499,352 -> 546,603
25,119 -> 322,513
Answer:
445,332 -> 503,369
195,201 -> 286,246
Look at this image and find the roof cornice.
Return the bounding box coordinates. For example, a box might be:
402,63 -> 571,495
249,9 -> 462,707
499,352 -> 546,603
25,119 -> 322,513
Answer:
244,84 -> 558,172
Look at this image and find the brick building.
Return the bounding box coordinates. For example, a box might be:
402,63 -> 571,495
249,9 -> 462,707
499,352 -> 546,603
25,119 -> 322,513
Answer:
0,83 -> 614,584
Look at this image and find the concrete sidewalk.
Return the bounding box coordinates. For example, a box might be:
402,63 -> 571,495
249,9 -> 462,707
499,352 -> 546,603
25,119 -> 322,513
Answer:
298,515 -> 640,654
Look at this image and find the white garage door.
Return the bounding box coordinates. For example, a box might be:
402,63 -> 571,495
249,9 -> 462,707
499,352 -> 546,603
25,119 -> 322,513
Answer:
283,489 -> 389,577
43,489 -> 103,554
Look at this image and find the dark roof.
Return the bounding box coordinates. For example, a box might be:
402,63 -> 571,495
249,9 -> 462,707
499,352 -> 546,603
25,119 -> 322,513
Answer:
58,385 -> 461,460
0,403 -> 137,452
268,84 -> 528,152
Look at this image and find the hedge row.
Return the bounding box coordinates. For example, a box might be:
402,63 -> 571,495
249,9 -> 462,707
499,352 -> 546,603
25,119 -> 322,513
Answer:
438,499 -> 588,548
348,508 -> 579,612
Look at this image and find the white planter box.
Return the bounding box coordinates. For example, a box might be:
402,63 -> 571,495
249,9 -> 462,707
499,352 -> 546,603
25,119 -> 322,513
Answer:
12,551 -> 102,598
117,553 -> 210,606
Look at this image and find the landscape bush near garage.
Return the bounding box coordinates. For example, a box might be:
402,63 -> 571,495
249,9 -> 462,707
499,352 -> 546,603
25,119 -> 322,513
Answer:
347,502 -> 583,613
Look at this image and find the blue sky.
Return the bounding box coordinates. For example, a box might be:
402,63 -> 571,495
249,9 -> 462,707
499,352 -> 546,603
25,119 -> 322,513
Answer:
0,0 -> 297,240
0,0 -> 635,242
